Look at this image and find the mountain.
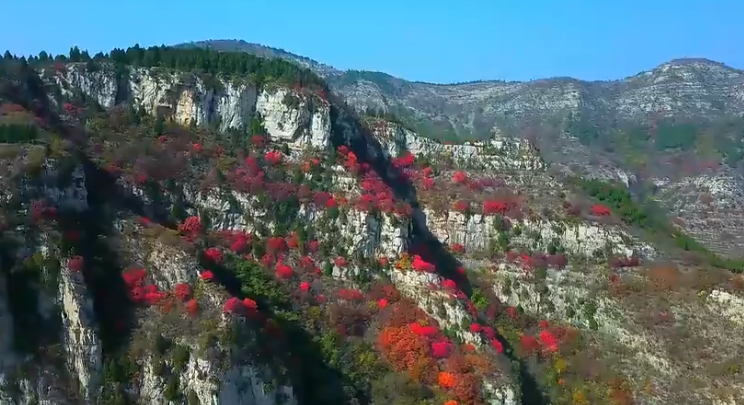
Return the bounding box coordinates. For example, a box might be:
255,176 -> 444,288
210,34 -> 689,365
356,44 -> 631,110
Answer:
1,44 -> 744,405
179,40 -> 744,259
181,40 -> 744,140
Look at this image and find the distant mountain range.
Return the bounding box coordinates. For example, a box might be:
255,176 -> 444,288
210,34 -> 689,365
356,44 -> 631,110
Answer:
179,39 -> 744,143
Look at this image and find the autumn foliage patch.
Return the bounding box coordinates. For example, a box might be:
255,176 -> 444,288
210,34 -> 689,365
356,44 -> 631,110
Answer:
376,299 -> 491,404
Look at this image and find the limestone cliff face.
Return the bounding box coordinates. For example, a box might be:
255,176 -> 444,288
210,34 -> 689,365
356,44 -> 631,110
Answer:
424,209 -> 654,260
116,225 -> 297,405
0,159 -> 294,405
58,261 -> 101,404
487,261 -> 744,405
50,65 -> 655,263
48,64 -> 332,150
0,150 -> 92,404
369,121 -> 545,172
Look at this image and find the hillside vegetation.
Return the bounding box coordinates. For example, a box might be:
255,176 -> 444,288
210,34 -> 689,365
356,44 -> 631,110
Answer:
0,46 -> 742,405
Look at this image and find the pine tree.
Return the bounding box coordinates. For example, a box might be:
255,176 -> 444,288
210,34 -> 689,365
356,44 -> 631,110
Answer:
69,46 -> 81,62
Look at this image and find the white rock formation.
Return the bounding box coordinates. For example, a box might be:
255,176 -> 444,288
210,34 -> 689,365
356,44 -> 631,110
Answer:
48,65 -> 331,151
58,264 -> 101,403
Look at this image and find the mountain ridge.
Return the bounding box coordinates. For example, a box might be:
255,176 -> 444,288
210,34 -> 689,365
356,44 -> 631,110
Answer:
179,39 -> 744,148
175,40 -> 744,261
181,39 -> 743,85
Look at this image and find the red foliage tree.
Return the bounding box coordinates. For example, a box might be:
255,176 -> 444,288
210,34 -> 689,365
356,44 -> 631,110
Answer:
174,283 -> 191,301
385,299 -> 428,328
185,299 -> 199,315
204,247 -> 223,264
431,341 -> 453,358
452,171 -> 468,184
412,255 -> 435,273
179,216 -> 203,237
590,204 -> 611,216
264,150 -> 283,165
68,256 -> 84,272
453,200 -> 470,213
490,339 -> 504,353
223,297 -> 243,314
337,288 -> 364,301
199,270 -> 214,281
275,262 -> 294,279
539,330 -> 560,353
483,200 -> 508,215
451,372 -> 482,404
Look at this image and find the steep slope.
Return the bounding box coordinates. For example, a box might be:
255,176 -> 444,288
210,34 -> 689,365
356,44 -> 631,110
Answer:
0,45 -> 743,405
180,40 -> 744,260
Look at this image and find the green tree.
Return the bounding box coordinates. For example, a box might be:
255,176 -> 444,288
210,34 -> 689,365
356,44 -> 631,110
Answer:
69,46 -> 82,62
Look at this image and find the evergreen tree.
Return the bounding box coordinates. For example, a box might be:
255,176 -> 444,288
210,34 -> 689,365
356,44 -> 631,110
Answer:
69,46 -> 81,62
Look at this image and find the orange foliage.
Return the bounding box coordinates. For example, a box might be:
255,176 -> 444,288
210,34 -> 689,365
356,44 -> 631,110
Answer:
378,301 -> 485,404
437,372 -> 457,389
378,325 -> 432,373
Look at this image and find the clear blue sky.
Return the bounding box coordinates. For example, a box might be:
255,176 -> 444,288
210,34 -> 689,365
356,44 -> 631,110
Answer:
2,0 -> 742,83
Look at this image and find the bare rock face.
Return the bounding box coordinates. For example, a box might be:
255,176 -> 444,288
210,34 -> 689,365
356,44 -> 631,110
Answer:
48,64 -> 332,151
58,265 -> 101,404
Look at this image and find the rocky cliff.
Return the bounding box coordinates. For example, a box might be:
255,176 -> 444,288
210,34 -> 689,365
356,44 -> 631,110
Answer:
0,47 -> 743,405
182,40 -> 744,259
184,40 -> 744,136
